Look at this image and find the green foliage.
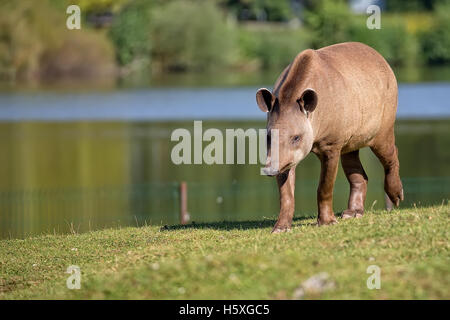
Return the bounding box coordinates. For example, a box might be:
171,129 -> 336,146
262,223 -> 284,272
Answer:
303,0 -> 354,48
0,0 -> 115,81
385,0 -> 444,12
150,0 -> 235,72
1,0 -> 450,83
238,27 -> 310,69
348,17 -> 420,67
222,0 -> 293,22
0,0 -> 61,80
303,0 -> 421,67
109,0 -> 152,66
74,0 -> 131,13
419,2 -> 450,64
47,0 -> 131,13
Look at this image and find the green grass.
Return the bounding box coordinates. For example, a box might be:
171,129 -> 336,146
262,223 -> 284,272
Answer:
1,204 -> 449,299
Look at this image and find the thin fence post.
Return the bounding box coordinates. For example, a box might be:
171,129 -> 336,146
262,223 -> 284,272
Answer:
180,181 -> 189,225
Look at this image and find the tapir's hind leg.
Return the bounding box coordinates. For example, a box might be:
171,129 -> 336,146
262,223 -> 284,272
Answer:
341,150 -> 368,219
370,129 -> 404,206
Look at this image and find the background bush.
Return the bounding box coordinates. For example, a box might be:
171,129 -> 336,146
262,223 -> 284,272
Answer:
419,2 -> 450,64
0,0 -> 115,82
221,0 -> 294,22
348,16 -> 420,67
109,0 -> 152,66
303,0 -> 354,48
238,26 -> 310,69
150,0 -> 235,72
304,0 -> 420,67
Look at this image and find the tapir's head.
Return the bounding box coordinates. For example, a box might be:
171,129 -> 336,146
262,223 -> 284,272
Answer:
256,87 -> 318,176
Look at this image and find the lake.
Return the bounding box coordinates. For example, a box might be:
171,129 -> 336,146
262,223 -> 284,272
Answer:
0,82 -> 449,239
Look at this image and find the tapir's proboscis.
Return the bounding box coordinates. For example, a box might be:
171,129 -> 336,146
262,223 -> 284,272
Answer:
256,42 -> 404,233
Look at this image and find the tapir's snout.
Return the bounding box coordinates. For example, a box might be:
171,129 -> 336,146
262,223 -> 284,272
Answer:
262,166 -> 279,176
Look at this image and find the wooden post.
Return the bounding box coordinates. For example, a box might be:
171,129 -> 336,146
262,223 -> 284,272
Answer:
180,181 -> 189,225
385,193 -> 393,211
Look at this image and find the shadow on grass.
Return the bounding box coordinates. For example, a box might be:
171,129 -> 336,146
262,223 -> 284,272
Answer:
161,215 -> 316,232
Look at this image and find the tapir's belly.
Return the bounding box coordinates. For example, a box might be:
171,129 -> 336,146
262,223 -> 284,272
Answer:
340,95 -> 386,154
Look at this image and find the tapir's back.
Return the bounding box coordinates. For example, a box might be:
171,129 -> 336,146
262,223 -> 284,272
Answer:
314,42 -> 398,151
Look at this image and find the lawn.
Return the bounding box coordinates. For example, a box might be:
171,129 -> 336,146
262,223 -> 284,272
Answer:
0,204 -> 448,299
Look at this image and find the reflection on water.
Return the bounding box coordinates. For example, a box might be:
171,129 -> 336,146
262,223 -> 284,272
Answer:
0,119 -> 449,239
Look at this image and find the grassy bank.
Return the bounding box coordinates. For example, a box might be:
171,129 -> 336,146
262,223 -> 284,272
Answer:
0,204 -> 448,299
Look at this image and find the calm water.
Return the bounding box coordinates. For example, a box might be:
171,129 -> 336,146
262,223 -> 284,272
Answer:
0,83 -> 449,239
1,83 -> 450,121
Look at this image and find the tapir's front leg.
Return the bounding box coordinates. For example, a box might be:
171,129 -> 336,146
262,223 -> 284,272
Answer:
317,151 -> 339,225
272,167 -> 296,233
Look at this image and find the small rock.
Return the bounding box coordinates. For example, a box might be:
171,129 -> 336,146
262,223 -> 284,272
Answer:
229,273 -> 239,284
151,262 -> 160,270
292,272 -> 335,299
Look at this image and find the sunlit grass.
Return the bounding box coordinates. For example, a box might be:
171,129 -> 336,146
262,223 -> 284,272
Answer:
0,204 -> 448,299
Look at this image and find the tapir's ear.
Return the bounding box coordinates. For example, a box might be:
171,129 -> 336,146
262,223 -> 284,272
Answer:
297,88 -> 318,115
256,88 -> 274,113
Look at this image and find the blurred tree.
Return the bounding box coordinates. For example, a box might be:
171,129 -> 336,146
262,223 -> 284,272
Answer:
420,1 -> 450,64
109,0 -> 152,66
0,0 -> 61,80
150,0 -> 235,72
238,27 -> 310,69
0,0 -> 115,81
385,0 -> 445,11
348,17 -> 419,67
303,0 -> 353,48
220,0 -> 294,21
59,0 -> 131,13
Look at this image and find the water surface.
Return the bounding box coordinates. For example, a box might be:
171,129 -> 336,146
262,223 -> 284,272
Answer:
0,83 -> 449,121
0,118 -> 448,239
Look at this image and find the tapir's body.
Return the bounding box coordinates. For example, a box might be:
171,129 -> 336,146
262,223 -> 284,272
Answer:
256,42 -> 403,232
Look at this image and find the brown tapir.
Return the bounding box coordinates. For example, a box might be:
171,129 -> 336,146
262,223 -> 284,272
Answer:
256,42 -> 403,233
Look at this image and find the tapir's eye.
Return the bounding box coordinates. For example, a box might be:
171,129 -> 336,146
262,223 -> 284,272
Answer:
292,135 -> 301,144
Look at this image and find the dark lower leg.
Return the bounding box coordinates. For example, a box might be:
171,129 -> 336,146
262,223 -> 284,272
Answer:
272,167 -> 296,233
371,143 -> 403,206
341,150 -> 368,219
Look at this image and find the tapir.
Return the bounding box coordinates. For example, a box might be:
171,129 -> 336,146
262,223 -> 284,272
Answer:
256,42 -> 404,233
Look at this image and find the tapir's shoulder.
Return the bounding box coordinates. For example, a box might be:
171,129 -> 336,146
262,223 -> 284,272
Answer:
317,42 -> 377,55
292,48 -> 321,67
275,48 -> 323,100
316,42 -> 387,66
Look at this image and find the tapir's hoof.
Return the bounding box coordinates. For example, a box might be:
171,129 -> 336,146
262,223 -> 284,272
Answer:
390,189 -> 404,207
386,181 -> 404,206
341,209 -> 364,219
317,217 -> 338,226
271,226 -> 291,234
397,189 -> 404,205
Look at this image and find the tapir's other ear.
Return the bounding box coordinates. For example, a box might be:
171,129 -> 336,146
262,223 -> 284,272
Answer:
256,88 -> 274,113
297,88 -> 318,115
